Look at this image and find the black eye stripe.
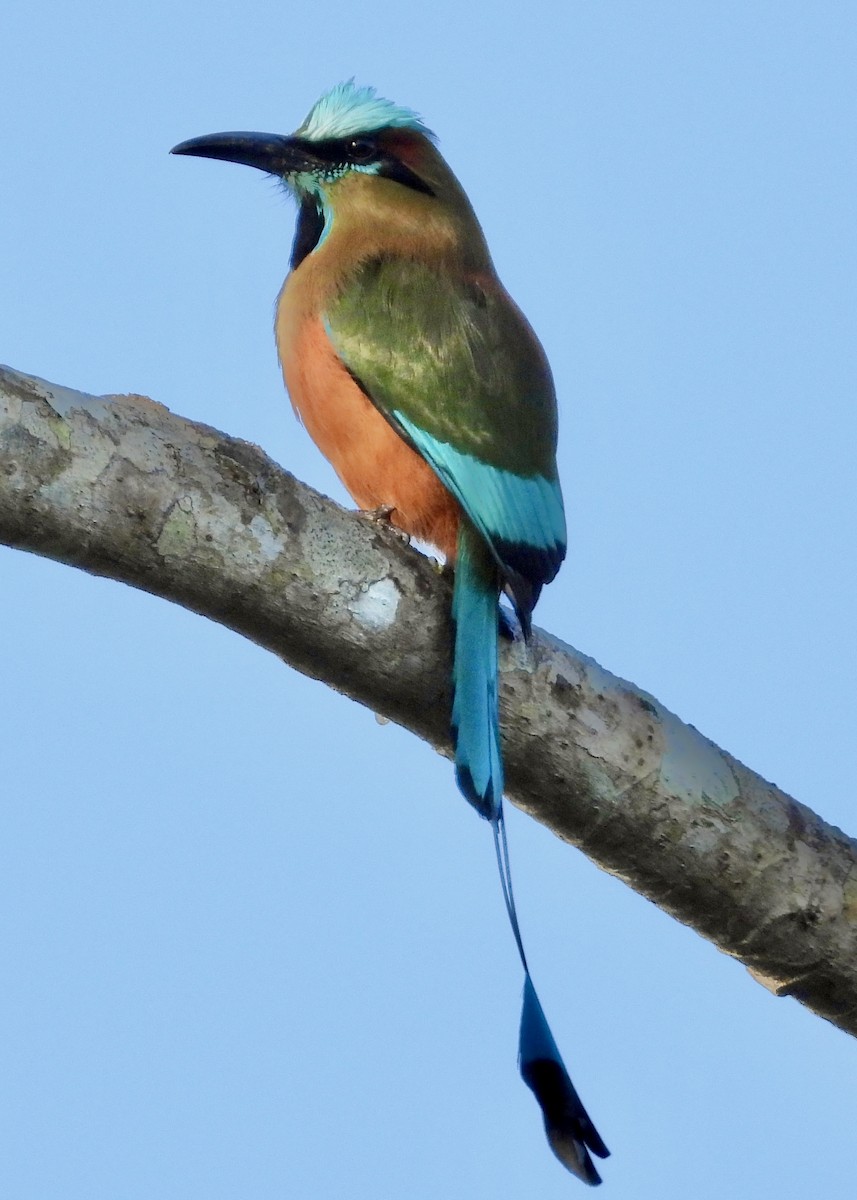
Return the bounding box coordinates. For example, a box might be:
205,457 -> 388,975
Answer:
377,159 -> 435,197
292,135 -> 377,165
292,135 -> 435,197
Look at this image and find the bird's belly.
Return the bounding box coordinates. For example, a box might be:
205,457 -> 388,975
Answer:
279,313 -> 459,559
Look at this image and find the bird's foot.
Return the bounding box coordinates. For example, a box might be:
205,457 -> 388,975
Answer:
360,504 -> 410,544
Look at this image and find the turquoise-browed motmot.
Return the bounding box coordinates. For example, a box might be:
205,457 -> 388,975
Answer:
173,81 -> 608,1185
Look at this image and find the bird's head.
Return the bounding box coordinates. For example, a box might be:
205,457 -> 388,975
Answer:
172,81 -> 487,266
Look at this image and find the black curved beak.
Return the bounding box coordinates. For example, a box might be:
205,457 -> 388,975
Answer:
170,132 -> 314,177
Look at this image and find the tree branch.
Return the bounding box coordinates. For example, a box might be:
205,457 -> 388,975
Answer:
3,363 -> 856,1037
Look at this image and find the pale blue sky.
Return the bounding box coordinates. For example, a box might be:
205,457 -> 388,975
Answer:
2,2 -> 856,1197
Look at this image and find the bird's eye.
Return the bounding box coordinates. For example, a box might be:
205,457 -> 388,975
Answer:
347,138 -> 376,163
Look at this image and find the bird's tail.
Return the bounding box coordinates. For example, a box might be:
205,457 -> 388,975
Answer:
451,519 -> 505,821
451,519 -> 609,1185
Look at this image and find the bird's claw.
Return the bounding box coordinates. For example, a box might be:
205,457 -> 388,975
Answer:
360,504 -> 410,544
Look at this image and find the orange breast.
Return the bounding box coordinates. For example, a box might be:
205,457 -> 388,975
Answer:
278,311 -> 460,560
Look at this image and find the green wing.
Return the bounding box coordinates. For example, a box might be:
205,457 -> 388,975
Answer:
324,256 -> 566,586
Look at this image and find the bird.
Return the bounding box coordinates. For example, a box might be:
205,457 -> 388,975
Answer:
172,80 -> 609,1185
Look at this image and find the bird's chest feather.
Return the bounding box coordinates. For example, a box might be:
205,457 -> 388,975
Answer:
276,289 -> 459,559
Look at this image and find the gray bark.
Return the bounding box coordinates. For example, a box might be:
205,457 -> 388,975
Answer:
2,363 -> 856,1037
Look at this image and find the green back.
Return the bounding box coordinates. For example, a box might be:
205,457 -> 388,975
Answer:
325,256 -> 559,479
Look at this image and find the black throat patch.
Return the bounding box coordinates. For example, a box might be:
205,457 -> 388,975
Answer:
290,196 -> 325,269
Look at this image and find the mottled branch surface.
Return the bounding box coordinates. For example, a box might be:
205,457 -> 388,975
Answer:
2,364 -> 856,1037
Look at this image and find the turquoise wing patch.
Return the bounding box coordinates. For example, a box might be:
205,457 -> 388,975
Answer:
394,411 -> 566,584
